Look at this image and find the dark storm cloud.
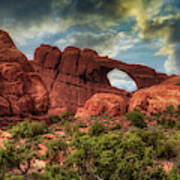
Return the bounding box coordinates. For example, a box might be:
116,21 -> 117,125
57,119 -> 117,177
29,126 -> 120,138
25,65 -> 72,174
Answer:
0,0 -> 159,29
0,0 -> 53,27
142,15 -> 180,43
0,0 -> 121,28
0,0 -> 160,46
53,0 -> 125,20
139,13 -> 180,74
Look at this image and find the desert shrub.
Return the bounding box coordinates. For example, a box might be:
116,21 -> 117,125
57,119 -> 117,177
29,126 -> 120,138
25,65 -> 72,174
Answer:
137,128 -> 179,159
137,129 -> 164,148
156,117 -> 166,126
30,121 -> 47,135
98,114 -> 115,121
4,174 -> 24,180
156,139 -> 179,159
147,167 -> 167,180
30,164 -> 79,180
166,118 -> 176,128
176,123 -> 180,130
126,109 -> 147,128
164,105 -> 175,115
45,137 -> 67,162
68,126 -> 180,179
156,117 -> 177,129
64,122 -> 79,136
111,123 -> 121,130
168,166 -> 180,180
11,121 -> 47,138
68,130 -> 160,180
48,114 -> 60,123
0,139 -> 37,178
88,122 -> 106,136
61,112 -> 72,119
64,121 -> 72,136
177,105 -> 180,115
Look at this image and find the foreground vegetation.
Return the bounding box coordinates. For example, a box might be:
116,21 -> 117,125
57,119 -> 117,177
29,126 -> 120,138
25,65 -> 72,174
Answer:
0,106 -> 179,180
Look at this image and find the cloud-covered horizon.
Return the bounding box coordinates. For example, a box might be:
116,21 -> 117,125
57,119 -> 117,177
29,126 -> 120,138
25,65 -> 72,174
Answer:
0,0 -> 179,90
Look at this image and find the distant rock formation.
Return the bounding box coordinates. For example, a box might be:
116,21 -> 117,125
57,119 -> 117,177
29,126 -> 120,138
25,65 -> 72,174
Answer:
31,45 -> 169,113
0,30 -> 49,116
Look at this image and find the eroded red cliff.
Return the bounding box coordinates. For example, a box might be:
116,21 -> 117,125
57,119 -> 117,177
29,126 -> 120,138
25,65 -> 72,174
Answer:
31,44 -> 170,113
0,30 -> 49,116
0,30 -> 173,117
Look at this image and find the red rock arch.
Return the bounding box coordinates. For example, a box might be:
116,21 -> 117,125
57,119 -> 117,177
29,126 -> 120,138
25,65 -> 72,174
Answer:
31,46 -> 170,112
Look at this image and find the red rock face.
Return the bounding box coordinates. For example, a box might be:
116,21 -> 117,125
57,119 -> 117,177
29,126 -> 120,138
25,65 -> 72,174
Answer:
31,45 -> 169,113
0,30 -> 16,49
0,30 -> 49,116
0,30 -> 173,116
160,75 -> 180,85
75,93 -> 128,118
129,79 -> 180,115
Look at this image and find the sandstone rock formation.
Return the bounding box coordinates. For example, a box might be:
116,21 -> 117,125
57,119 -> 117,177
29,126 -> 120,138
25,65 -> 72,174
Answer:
75,93 -> 128,118
161,75 -> 180,85
31,45 -> 169,113
0,30 -> 49,116
129,77 -> 180,114
0,29 -> 174,117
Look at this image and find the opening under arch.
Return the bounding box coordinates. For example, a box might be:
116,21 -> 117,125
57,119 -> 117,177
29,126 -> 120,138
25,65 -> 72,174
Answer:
107,68 -> 138,92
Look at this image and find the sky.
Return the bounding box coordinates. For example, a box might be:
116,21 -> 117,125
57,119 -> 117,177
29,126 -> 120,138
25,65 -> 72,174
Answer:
0,0 -> 180,92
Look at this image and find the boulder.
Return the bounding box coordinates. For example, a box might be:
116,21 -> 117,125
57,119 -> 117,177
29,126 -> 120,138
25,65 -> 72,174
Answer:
129,83 -> 180,114
75,93 -> 128,118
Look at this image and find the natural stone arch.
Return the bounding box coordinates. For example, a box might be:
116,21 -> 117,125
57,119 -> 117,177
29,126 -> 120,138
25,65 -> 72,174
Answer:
107,68 -> 138,92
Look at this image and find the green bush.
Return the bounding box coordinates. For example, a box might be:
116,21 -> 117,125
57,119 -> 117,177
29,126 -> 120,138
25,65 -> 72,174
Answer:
156,139 -> 179,159
111,123 -> 121,130
30,164 -> 79,180
68,126 -> 180,179
46,137 -> 67,163
148,168 -> 167,180
136,129 -> 163,148
137,128 -> 179,159
64,122 -> 79,136
61,112 -> 72,119
88,122 -> 106,136
126,109 -> 147,128
48,114 -> 60,123
0,139 -> 37,178
164,105 -> 175,115
69,130 -> 160,180
168,166 -> 180,179
166,118 -> 176,128
11,121 -> 47,138
177,105 -> 180,115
